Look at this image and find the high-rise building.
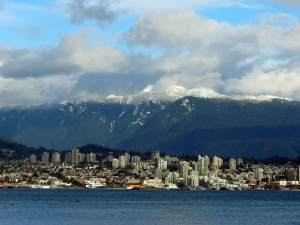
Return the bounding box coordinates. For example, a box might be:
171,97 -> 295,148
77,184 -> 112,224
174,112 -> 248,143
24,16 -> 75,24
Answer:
41,152 -> 49,163
124,153 -> 130,164
131,155 -> 141,163
255,167 -> 264,180
154,168 -> 163,179
212,156 -> 219,167
211,156 -> 220,171
237,158 -> 243,166
297,166 -> 300,181
52,152 -> 61,163
286,168 -> 297,181
71,148 -> 80,165
79,153 -> 85,163
87,153 -> 96,163
188,170 -> 199,187
118,155 -> 126,168
165,172 -> 174,184
29,154 -> 37,163
151,151 -> 160,162
179,161 -> 190,179
155,157 -> 167,170
229,158 -> 236,170
65,152 -> 72,164
198,155 -> 210,176
218,158 -> 223,167
112,158 -> 119,168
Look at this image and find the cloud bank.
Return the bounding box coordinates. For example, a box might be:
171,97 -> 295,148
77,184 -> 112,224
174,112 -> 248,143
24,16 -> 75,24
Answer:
0,7 -> 300,105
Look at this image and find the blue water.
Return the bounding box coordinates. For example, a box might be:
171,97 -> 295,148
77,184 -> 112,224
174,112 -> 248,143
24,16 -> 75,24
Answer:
0,189 -> 299,225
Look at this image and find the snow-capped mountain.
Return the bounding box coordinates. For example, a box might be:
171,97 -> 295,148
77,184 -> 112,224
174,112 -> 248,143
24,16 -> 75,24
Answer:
103,85 -> 293,105
0,86 -> 299,158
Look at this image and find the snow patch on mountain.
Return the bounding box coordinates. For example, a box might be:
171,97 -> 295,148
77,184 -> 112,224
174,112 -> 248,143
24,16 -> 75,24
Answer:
126,86 -> 293,104
105,95 -> 124,103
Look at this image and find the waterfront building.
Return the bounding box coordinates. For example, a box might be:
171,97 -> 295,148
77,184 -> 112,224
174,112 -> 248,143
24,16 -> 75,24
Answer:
29,154 -> 37,163
52,152 -> 61,163
143,178 -> 164,188
41,152 -> 49,163
297,166 -> 300,181
188,170 -> 199,186
286,168 -> 297,181
173,172 -> 180,182
255,167 -> 264,181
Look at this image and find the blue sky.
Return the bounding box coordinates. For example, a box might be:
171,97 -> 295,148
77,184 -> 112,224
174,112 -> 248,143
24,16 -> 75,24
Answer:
0,0 -> 300,105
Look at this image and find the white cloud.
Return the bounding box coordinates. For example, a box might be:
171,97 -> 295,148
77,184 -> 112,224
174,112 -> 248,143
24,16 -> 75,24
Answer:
124,10 -> 300,99
0,29 -> 128,79
265,0 -> 300,8
224,68 -> 300,97
1,9 -> 300,105
0,75 -> 78,105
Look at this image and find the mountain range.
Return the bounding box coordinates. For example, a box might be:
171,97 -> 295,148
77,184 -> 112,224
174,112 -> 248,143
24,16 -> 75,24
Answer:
1,86 -> 299,158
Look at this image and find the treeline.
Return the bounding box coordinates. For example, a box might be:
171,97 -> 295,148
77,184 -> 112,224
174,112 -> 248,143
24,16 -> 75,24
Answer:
1,137 -> 300,164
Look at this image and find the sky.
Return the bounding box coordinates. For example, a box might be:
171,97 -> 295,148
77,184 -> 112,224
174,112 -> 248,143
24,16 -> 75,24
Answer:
0,0 -> 300,105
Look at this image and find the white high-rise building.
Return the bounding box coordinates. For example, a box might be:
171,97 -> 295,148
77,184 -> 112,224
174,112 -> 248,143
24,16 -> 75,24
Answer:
188,170 -> 199,187
179,161 -> 190,183
118,155 -> 126,168
41,152 -> 49,163
198,155 -> 210,176
52,152 -> 61,163
87,153 -> 96,163
124,153 -> 130,164
255,167 -> 264,181
29,154 -> 37,163
112,158 -> 119,169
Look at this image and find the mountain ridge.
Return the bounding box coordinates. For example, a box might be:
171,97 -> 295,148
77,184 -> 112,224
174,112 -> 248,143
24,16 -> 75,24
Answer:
0,86 -> 299,158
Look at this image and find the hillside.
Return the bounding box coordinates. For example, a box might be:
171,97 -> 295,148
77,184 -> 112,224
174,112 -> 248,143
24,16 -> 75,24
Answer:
0,87 -> 299,158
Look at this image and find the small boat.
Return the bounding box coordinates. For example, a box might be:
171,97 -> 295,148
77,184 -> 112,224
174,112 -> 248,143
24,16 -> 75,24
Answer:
0,184 -> 7,188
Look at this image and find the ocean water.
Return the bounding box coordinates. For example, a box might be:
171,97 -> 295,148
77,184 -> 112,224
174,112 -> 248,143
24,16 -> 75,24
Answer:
0,189 -> 299,225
